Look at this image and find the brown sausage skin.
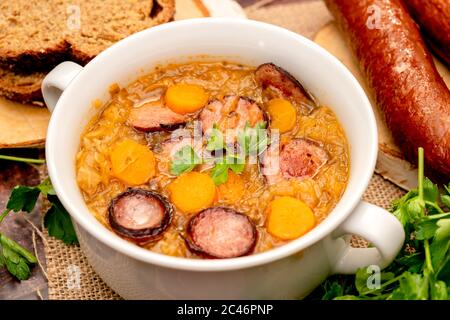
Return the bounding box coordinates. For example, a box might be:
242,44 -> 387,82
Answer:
255,63 -> 315,115
128,102 -> 187,132
326,0 -> 450,181
108,189 -> 173,244
403,0 -> 450,66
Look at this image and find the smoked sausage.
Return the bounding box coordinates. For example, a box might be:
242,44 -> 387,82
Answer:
403,0 -> 450,66
186,207 -> 257,259
108,189 -> 173,244
325,0 -> 450,181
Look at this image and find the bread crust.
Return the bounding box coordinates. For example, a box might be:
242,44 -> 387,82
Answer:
0,68 -> 44,103
0,0 -> 175,103
0,0 -> 175,71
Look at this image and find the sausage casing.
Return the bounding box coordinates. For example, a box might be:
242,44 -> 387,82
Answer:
325,0 -> 450,180
403,0 -> 450,66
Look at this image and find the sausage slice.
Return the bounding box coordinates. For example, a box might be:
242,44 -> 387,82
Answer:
199,95 -> 265,143
260,138 -> 329,185
128,101 -> 187,132
186,207 -> 257,259
108,189 -> 173,244
255,63 -> 315,114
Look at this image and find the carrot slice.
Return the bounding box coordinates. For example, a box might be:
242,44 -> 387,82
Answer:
110,139 -> 156,185
267,98 -> 297,133
266,196 -> 315,240
218,170 -> 245,203
168,172 -> 216,213
165,83 -> 209,114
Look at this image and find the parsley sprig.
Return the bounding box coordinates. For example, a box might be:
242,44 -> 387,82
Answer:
169,122 -> 268,185
0,178 -> 78,281
309,147 -> 450,300
0,233 -> 37,280
170,145 -> 202,176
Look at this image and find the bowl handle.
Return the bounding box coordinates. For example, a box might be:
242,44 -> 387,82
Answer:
41,61 -> 83,112
327,201 -> 405,274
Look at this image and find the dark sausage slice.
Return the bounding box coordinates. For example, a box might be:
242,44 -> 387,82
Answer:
325,0 -> 450,181
261,138 -> 328,185
199,95 -> 265,143
128,101 -> 187,132
186,207 -> 257,259
108,189 -> 173,244
403,0 -> 450,66
255,63 -> 315,114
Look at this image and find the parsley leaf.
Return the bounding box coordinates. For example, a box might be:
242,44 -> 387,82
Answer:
210,163 -> 229,186
206,124 -> 225,151
44,195 -> 78,245
237,121 -> 268,156
37,178 -> 56,196
390,272 -> 429,300
170,145 -> 202,176
431,280 -> 448,300
416,220 -> 438,240
0,233 -> 37,280
4,178 -> 56,214
226,154 -> 245,174
6,186 -> 40,213
441,195 -> 450,209
423,178 -> 439,202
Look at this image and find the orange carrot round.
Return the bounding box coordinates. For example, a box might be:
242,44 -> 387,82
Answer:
165,83 -> 208,114
110,139 -> 156,185
218,170 -> 245,203
168,172 -> 216,213
266,196 -> 315,240
267,98 -> 297,133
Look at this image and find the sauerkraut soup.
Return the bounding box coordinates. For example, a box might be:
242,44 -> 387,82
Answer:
76,61 -> 350,259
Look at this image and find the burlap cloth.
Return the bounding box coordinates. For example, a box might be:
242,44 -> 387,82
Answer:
43,0 -> 407,300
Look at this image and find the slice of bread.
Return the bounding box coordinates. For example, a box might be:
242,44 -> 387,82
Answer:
0,68 -> 44,103
0,0 -> 174,103
0,0 -> 175,71
0,0 -> 213,104
68,0 -> 176,64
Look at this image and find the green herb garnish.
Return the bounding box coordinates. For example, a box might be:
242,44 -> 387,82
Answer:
44,195 -> 78,245
0,233 -> 38,280
170,145 -> 202,176
237,121 -> 268,156
309,147 -> 450,300
206,124 -> 225,151
0,178 -> 78,280
0,155 -> 45,164
207,121 -> 267,186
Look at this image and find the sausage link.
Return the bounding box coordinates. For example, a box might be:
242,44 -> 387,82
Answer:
326,0 -> 450,181
403,0 -> 450,66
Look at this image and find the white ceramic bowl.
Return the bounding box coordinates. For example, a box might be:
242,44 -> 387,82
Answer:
43,18 -> 404,299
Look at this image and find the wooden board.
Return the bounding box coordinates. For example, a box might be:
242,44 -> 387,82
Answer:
0,98 -> 50,148
314,23 -> 450,190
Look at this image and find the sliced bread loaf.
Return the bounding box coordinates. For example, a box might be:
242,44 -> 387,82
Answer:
0,68 -> 44,103
0,0 -> 174,103
0,0 -> 175,71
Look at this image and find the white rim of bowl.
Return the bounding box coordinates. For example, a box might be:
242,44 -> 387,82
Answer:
46,18 -> 378,272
